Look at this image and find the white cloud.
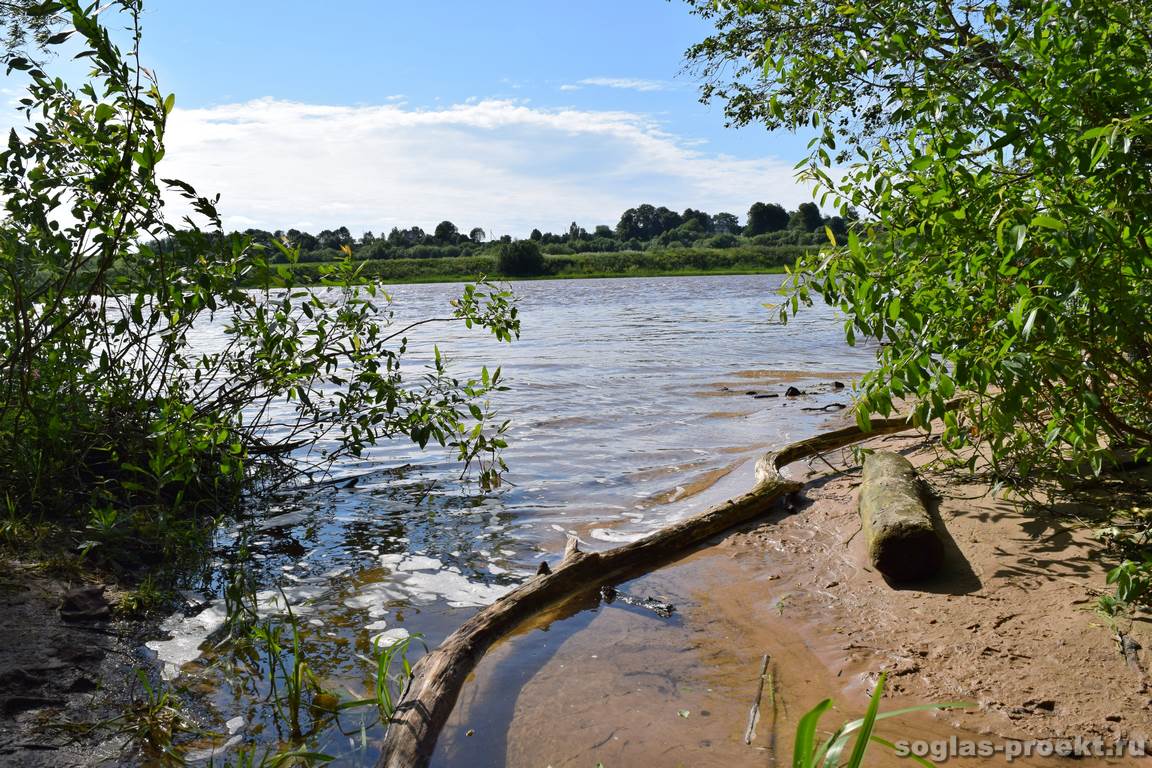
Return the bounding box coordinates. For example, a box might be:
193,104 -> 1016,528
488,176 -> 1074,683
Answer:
159,98 -> 812,237
576,77 -> 672,92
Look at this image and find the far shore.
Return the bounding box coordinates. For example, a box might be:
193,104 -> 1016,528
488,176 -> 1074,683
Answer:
237,245 -> 811,288
283,264 -> 790,288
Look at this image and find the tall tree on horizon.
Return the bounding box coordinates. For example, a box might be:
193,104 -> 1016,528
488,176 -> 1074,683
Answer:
745,202 -> 789,235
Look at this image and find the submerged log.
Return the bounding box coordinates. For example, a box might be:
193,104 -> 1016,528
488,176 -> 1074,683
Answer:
858,451 -> 944,581
377,413 -> 942,768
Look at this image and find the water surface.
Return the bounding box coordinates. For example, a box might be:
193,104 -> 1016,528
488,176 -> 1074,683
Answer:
147,274 -> 874,763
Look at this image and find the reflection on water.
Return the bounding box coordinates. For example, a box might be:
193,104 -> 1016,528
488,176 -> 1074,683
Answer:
144,274 -> 875,763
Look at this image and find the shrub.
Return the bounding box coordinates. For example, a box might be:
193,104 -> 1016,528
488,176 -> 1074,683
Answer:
692,0 -> 1152,476
497,240 -> 546,276
0,1 -> 518,565
706,233 -> 740,249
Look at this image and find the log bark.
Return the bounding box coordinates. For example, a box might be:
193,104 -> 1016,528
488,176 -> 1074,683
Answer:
377,414 -> 929,768
858,451 -> 944,581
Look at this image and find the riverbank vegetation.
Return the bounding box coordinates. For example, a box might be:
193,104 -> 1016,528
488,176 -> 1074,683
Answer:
0,0 -> 517,578
148,201 -> 841,285
166,200 -> 841,265
260,244 -> 810,285
692,0 -> 1152,474
688,0 -> 1152,609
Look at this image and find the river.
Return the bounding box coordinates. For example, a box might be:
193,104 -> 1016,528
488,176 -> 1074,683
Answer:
145,274 -> 876,765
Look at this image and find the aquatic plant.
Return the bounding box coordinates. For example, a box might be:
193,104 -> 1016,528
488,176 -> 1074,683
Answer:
367,632 -> 426,719
100,670 -> 194,767
792,673 -> 966,768
216,749 -> 334,768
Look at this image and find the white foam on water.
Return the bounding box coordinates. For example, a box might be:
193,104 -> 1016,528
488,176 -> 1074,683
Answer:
253,585 -> 327,614
384,553 -> 442,572
370,628 -> 411,648
366,553 -> 514,608
184,733 -> 243,763
148,581 -> 332,680
146,602 -> 228,680
256,509 -> 312,530
589,527 -> 646,544
344,588 -> 405,617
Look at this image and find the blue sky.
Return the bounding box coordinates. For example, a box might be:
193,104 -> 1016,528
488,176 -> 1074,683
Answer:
37,1 -> 817,236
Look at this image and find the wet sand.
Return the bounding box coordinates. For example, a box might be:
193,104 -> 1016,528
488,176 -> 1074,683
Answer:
434,430 -> 1150,767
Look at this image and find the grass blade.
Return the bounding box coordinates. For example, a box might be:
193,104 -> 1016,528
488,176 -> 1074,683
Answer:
793,698 -> 833,768
844,673 -> 886,767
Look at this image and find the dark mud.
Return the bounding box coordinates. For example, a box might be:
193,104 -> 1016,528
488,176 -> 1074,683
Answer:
0,563 -> 160,767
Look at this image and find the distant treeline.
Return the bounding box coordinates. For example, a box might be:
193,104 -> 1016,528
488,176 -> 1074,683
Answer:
258,245 -> 816,285
155,201 -> 855,266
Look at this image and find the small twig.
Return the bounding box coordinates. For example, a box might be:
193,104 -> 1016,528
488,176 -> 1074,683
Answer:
808,451 -> 840,473
296,466 -> 377,490
844,524 -> 863,548
766,664 -> 778,765
411,479 -> 439,508
745,653 -> 771,745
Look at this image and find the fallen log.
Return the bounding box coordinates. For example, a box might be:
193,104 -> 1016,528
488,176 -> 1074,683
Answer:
858,451 -> 944,581
377,413 -> 933,768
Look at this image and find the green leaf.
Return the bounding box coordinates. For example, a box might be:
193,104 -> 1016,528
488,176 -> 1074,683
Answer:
1012,224 -> 1028,251
907,155 -> 933,172
1079,125 -> 1113,141
793,698 -> 833,768
1030,214 -> 1065,230
1021,308 -> 1038,339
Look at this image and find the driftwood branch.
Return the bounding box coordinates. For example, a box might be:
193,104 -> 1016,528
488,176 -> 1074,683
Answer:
377,414 -> 929,768
744,653 -> 771,745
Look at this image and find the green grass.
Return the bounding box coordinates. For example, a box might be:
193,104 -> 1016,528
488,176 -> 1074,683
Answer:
793,672 -> 969,768
247,245 -> 814,287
